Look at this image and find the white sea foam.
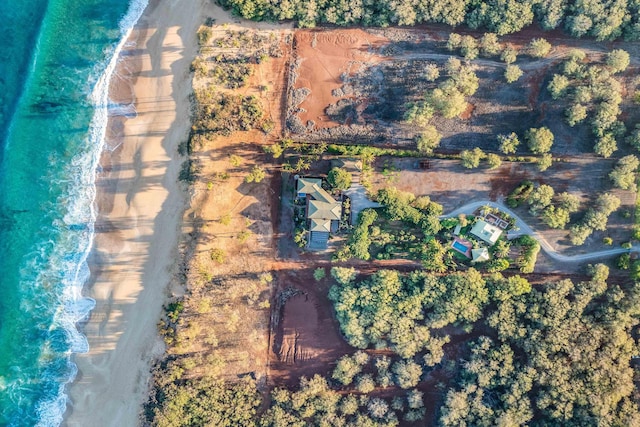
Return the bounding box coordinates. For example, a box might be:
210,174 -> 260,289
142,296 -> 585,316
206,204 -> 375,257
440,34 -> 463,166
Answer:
32,0 -> 150,425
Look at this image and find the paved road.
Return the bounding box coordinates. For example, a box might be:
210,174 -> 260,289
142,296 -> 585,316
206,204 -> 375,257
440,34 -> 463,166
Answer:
445,200 -> 638,263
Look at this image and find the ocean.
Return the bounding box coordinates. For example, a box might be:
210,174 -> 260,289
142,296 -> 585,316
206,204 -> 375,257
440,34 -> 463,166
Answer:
0,0 -> 146,425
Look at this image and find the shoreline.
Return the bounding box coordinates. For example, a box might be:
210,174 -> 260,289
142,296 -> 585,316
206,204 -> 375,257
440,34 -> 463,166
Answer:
64,0 -> 204,424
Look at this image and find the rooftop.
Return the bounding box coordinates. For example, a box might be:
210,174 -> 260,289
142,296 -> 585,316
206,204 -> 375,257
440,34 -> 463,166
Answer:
296,177 -> 322,195
470,220 -> 503,245
309,218 -> 332,232
308,200 -> 342,220
471,247 -> 490,262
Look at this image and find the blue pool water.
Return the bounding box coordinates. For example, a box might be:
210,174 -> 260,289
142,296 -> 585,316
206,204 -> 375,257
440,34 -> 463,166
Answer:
452,240 -> 470,253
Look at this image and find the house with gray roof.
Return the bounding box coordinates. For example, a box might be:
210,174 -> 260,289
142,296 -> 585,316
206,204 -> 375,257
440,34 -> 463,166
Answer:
295,176 -> 342,250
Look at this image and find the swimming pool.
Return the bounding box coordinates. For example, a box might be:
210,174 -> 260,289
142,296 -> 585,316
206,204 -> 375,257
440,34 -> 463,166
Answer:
452,240 -> 470,253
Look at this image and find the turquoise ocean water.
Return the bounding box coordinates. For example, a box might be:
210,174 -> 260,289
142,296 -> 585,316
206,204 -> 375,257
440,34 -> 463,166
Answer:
0,0 -> 147,424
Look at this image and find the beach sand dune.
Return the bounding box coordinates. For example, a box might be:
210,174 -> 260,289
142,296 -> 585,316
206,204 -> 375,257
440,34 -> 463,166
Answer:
64,0 -> 204,425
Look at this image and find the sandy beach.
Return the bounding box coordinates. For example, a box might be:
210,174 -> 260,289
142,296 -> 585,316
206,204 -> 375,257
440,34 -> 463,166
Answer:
64,0 -> 204,424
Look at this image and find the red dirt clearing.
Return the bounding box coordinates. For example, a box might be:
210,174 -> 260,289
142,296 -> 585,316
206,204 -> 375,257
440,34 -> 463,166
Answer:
269,264 -> 353,387
293,29 -> 388,129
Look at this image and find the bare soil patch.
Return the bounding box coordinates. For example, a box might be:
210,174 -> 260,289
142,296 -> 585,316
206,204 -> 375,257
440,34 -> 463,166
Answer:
292,29 -> 389,130
268,263 -> 352,387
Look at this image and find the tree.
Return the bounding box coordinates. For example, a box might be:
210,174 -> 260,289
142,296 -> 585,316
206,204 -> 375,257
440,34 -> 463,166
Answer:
460,35 -> 479,59
392,360 -> 423,389
618,253 -> 631,270
404,101 -> 434,127
498,132 -> 520,154
504,64 -> 523,83
525,127 -> 554,154
557,192 -> 581,212
488,274 -> 532,301
607,49 -> 630,73
264,143 -> 284,158
501,45 -> 518,64
445,57 -> 462,74
610,155 -> 639,190
595,192 -> 621,214
451,67 -> 480,96
407,390 -> 424,409
573,86 -> 591,104
626,125 -> 640,151
460,147 -> 485,168
427,86 -> 468,118
367,398 -> 389,419
548,74 -> 570,99
331,266 -> 357,285
356,374 -> 376,393
566,104 -> 587,126
528,38 -> 552,57
528,184 -> 554,214
332,354 -> 363,386
424,63 -> 440,81
541,205 -> 571,229
570,223 -> 593,245
327,167 -> 352,190
486,153 -> 502,169
245,165 -> 266,183
340,395 -> 359,416
416,126 -> 442,154
536,153 -> 553,171
447,33 -> 462,51
592,102 -> 621,137
480,33 -> 501,56
594,133 -> 617,158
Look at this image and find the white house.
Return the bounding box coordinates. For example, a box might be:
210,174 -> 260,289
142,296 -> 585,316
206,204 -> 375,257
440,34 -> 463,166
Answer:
470,220 -> 503,245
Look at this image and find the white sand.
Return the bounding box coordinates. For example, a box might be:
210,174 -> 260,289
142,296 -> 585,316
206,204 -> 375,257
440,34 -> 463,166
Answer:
64,0 -> 204,424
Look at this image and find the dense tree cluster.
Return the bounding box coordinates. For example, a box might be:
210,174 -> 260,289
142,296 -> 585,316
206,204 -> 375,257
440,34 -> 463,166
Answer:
441,266 -> 640,426
218,0 -> 640,39
549,50 -> 630,157
221,0 -> 640,40
340,208 -> 378,260
150,377 -> 262,427
262,374 -> 425,425
329,268 -> 511,357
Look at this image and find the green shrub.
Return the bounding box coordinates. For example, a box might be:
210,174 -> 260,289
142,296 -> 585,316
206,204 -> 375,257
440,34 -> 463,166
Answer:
313,268 -> 326,281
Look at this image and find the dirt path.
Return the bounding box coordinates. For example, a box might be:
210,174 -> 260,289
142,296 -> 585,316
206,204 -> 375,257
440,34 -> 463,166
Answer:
446,200 -> 638,263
